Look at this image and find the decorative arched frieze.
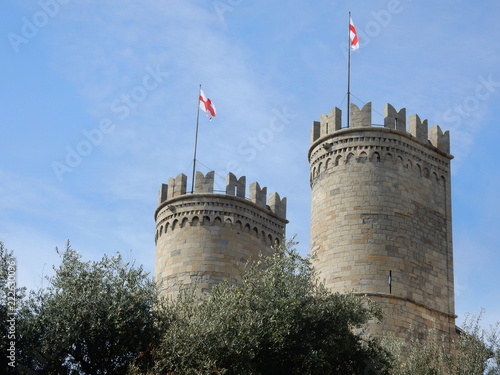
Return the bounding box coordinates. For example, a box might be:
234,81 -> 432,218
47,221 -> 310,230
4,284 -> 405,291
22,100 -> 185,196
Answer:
358,152 -> 368,163
181,217 -> 189,228
191,216 -> 200,226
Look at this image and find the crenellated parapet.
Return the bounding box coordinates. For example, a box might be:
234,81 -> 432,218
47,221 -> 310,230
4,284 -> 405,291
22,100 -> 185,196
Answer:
158,171 -> 287,220
158,173 -> 187,202
195,171 -> 215,193
310,103 -> 451,154
226,172 -> 245,197
384,103 -> 406,132
308,102 -> 454,192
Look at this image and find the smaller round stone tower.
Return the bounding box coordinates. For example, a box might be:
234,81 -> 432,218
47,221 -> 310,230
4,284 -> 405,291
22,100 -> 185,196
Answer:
308,102 -> 456,343
154,170 -> 287,296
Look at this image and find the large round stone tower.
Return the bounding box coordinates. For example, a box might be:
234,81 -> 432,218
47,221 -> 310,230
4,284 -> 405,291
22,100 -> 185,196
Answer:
308,102 -> 456,341
155,170 -> 287,296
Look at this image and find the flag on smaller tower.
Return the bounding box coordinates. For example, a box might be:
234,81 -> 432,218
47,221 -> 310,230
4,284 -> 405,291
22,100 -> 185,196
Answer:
199,89 -> 217,120
349,16 -> 359,50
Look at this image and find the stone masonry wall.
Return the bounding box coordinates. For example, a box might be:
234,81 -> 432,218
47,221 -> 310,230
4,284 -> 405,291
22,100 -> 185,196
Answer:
155,171 -> 287,297
309,103 -> 455,342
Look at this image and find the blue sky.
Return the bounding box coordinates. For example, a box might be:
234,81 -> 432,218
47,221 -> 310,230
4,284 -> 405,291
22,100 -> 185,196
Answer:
1,0 -> 499,328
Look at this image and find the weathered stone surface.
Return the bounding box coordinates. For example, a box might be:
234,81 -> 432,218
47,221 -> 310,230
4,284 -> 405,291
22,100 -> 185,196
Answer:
154,172 -> 287,297
308,104 -> 455,343
154,102 -> 456,349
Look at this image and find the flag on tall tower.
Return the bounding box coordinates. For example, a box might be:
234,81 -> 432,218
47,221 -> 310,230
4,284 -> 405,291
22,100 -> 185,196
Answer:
349,16 -> 359,50
199,89 -> 216,120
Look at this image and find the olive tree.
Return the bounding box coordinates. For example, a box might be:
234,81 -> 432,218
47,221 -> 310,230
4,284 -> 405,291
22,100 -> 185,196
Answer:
151,240 -> 392,375
386,311 -> 499,375
17,242 -> 163,374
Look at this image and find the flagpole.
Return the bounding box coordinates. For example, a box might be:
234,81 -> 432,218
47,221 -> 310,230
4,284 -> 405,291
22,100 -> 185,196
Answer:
347,11 -> 351,129
191,84 -> 201,193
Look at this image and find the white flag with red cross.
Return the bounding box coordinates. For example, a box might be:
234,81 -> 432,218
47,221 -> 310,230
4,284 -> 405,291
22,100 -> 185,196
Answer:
349,16 -> 359,50
199,89 -> 216,120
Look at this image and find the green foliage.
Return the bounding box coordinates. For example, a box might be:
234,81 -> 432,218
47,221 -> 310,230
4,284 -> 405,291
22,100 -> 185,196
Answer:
387,312 -> 500,375
455,312 -> 499,375
17,241 -> 162,374
384,328 -> 453,375
7,238 -> 498,374
152,240 -> 392,375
